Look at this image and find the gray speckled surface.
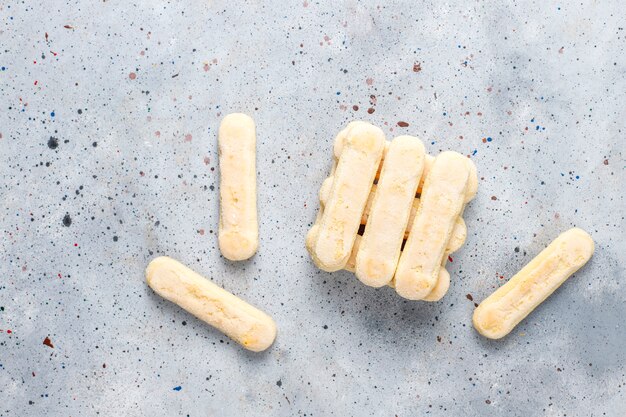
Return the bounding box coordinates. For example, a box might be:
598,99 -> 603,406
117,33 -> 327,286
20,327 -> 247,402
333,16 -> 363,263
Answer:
1,0 -> 625,416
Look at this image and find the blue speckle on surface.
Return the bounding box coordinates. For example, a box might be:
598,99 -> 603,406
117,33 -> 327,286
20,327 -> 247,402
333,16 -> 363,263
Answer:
486,137 -> 492,142
472,149 -> 477,156
336,91 -> 341,95
173,386 -> 182,391
50,111 -> 55,117
1,66 -> 5,71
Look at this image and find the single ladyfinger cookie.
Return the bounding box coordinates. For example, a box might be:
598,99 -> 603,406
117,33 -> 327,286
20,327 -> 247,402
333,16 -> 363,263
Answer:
218,113 -> 258,261
394,151 -> 472,300
355,135 -> 426,287
146,256 -> 276,352
473,228 -> 594,339
310,122 -> 385,272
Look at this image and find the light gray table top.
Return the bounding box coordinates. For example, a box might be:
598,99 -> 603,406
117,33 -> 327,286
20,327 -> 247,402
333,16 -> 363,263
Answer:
1,1 -> 624,416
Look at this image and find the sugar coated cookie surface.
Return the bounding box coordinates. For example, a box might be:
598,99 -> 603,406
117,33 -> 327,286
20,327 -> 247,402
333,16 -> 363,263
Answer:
218,113 -> 258,261
146,256 -> 276,352
473,228 -> 594,339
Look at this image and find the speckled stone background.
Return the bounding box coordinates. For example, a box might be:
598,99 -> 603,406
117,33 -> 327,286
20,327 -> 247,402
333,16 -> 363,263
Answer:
1,0 -> 624,416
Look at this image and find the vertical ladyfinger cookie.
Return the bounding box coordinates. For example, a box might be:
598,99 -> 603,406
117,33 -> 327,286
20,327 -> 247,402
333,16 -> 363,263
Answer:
395,151 -> 472,300
310,122 -> 385,272
146,256 -> 277,352
218,113 -> 258,261
355,135 -> 425,287
473,228 -> 594,339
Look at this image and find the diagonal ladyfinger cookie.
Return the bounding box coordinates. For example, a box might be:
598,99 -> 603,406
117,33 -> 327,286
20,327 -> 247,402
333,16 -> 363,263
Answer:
394,151 -> 473,300
309,122 -> 385,271
355,135 -> 425,287
473,228 -> 594,339
146,256 -> 276,352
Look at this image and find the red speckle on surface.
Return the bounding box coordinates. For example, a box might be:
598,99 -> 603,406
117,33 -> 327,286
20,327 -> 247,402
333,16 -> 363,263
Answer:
63,25 -> 73,29
203,63 -> 210,72
412,62 -> 422,72
397,121 -> 409,127
323,35 -> 331,44
45,32 -> 49,41
558,47 -> 564,54
184,134 -> 192,142
491,196 -> 497,200
43,337 -> 54,348
352,105 -> 359,111
57,273 -> 62,278
482,137 -> 486,143
603,159 -> 609,165
198,229 -> 205,236
487,86 -> 493,92
34,80 -> 38,85
477,112 -> 483,116
139,171 -> 145,177
154,131 -> 160,137
22,265 -> 27,271
50,51 -> 58,56
129,72 -> 137,80
203,156 -> 210,165
367,108 -> 375,114
6,329 -> 12,334
366,78 -> 374,86
73,243 -> 78,247
448,255 -> 453,262
140,50 -> 145,56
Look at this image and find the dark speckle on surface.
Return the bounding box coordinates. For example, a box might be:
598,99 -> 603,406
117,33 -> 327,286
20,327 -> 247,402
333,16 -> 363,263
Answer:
62,214 -> 72,227
47,136 -> 59,149
42,337 -> 54,349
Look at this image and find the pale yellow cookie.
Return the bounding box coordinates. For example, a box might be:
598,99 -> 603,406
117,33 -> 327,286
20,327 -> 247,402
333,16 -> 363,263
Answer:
309,122 -> 385,271
395,151 -> 472,300
146,256 -> 277,352
355,135 -> 426,287
473,228 -> 594,339
218,113 -> 258,261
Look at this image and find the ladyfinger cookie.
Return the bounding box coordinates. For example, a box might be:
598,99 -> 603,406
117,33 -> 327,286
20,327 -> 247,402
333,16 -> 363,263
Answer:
218,113 -> 258,261
146,256 -> 277,352
310,122 -> 385,271
395,151 -> 472,300
473,228 -> 594,339
355,135 -> 426,287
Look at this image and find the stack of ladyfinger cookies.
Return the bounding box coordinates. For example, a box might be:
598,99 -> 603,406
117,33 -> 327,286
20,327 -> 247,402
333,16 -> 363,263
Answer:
306,121 -> 477,301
